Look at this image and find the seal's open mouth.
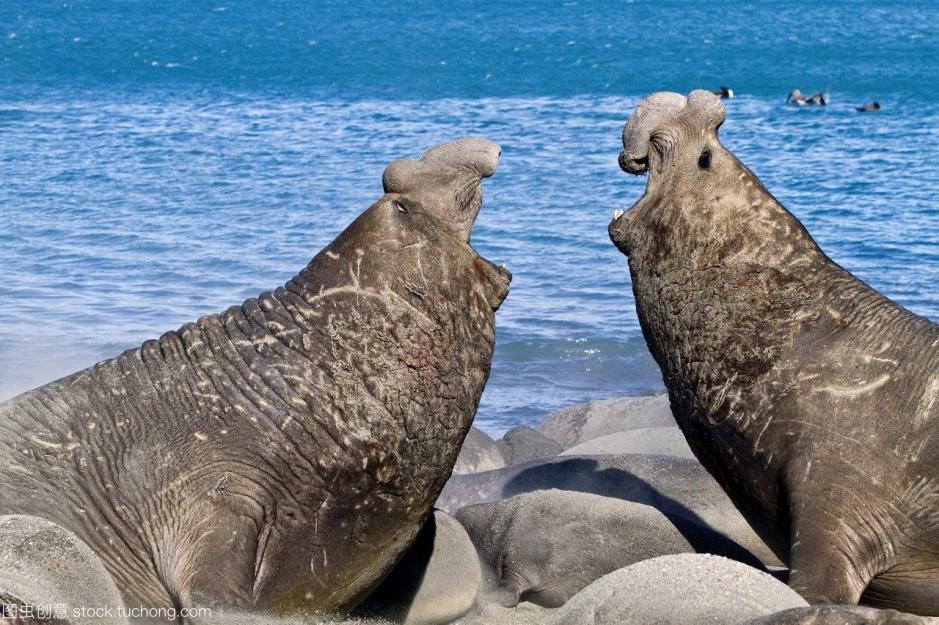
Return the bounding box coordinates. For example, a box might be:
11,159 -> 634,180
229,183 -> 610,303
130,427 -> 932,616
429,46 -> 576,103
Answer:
383,137 -> 510,308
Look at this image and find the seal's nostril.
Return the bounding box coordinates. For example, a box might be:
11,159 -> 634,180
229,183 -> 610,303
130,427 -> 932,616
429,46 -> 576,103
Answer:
619,151 -> 648,174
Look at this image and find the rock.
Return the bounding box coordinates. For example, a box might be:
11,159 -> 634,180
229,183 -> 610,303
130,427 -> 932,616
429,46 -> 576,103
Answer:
497,427 -> 563,466
0,515 -> 128,625
454,427 -> 506,475
454,602 -> 555,625
547,554 -> 807,625
745,605 -> 933,624
455,490 -> 693,607
354,510 -> 481,625
536,394 -> 674,448
560,426 -> 694,459
437,453 -> 780,568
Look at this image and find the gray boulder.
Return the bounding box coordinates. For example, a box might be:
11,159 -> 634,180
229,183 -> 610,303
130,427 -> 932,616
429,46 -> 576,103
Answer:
354,510 -> 481,625
0,515 -> 128,625
497,427 -> 563,466
455,490 -> 693,608
437,453 -> 780,568
745,606 -> 933,625
537,394 -> 674,448
453,427 -> 507,475
454,602 -> 554,625
548,554 -> 807,625
560,426 -> 694,458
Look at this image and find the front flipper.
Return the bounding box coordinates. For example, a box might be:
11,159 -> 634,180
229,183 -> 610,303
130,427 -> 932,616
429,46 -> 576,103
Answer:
0,515 -> 128,625
786,495 -> 880,605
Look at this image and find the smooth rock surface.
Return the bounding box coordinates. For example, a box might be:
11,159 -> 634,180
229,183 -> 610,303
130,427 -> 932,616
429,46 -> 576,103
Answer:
497,427 -> 563,466
536,394 -> 674,448
745,605 -> 935,625
547,553 -> 807,625
456,490 -> 693,607
454,602 -> 554,625
354,510 -> 481,625
453,427 -> 507,475
560,426 -> 694,458
0,515 -> 128,625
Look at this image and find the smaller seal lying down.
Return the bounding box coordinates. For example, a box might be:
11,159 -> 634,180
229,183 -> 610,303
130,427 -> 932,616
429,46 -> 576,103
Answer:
455,490 -> 693,608
547,554 -> 807,625
610,90 -> 939,614
437,453 -> 779,568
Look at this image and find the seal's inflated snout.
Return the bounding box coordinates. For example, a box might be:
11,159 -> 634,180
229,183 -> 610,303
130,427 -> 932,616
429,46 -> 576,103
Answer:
382,137 -> 501,243
619,90 -> 724,178
619,150 -> 648,176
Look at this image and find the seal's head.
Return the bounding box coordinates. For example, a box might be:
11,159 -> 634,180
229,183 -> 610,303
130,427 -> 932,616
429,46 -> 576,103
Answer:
318,137 -> 510,312
609,90 -> 729,255
382,137 -> 501,243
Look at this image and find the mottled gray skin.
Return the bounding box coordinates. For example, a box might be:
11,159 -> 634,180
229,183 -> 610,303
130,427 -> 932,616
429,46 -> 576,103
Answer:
547,553 -> 807,625
746,605 -> 935,625
455,490 -> 693,608
610,90 -> 939,614
437,453 -> 779,568
0,137 -> 510,621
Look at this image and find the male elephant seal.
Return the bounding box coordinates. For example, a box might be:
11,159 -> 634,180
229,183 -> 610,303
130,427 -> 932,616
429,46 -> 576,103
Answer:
609,90 -> 939,614
0,137 -> 510,621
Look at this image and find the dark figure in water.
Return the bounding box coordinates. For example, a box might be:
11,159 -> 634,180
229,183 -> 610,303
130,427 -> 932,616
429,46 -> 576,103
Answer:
786,89 -> 828,106
713,86 -> 735,99
857,102 -> 882,112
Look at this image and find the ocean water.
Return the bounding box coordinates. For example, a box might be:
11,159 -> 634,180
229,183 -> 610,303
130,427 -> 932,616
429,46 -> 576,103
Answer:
0,1 -> 936,435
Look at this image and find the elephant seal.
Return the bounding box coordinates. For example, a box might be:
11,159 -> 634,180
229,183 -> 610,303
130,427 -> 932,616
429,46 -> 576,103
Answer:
0,137 -> 510,621
437,453 -> 780,568
455,490 -> 693,608
745,605 -> 933,625
610,90 -> 939,614
354,510 -> 481,625
547,554 -> 807,625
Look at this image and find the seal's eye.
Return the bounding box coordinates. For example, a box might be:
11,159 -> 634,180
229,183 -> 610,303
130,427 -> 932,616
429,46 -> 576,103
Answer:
698,149 -> 711,170
394,200 -> 409,214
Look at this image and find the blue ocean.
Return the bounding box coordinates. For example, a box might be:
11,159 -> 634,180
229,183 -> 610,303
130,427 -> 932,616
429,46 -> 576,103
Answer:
0,1 -> 936,434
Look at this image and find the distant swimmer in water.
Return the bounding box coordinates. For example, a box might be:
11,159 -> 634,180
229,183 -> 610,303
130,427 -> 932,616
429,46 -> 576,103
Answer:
786,89 -> 828,106
856,102 -> 881,112
713,86 -> 734,99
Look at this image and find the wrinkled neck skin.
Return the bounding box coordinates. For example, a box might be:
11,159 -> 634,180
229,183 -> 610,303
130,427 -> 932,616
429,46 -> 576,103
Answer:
611,135 -> 938,557
0,194 -> 510,616
614,142 -> 826,428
